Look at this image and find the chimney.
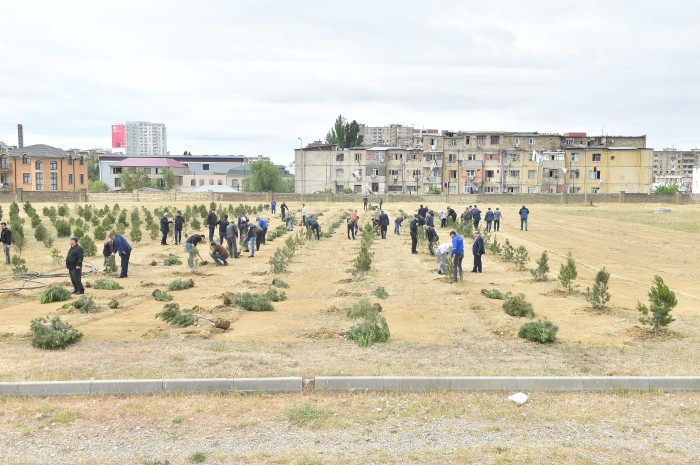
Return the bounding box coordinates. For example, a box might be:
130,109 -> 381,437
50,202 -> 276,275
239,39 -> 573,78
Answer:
17,124 -> 24,148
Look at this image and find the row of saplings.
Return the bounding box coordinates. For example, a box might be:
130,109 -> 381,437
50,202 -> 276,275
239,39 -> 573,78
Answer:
481,247 -> 678,343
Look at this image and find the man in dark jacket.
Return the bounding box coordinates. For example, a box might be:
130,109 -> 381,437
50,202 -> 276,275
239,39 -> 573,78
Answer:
423,224 -> 439,256
394,215 -> 404,235
207,208 -> 218,242
160,213 -> 172,245
225,221 -> 238,259
108,232 -> 132,278
347,214 -> 359,240
484,208 -> 494,232
0,222 -> 11,265
472,230 -> 485,273
409,215 -> 419,254
256,216 -> 268,249
378,211 -> 389,239
417,204 -> 428,218
280,202 -> 288,220
447,206 -> 457,223
245,221 -> 258,257
173,211 -> 185,245
309,218 -> 321,240
66,236 -> 84,294
472,205 -> 482,229
210,241 -> 229,266
218,215 -> 229,245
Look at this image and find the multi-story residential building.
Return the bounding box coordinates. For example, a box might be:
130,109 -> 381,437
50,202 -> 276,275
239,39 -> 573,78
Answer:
122,121 -> 168,156
106,158 -> 187,190
652,149 -> 699,192
0,144 -> 89,193
293,132 -> 653,195
359,124 -> 414,147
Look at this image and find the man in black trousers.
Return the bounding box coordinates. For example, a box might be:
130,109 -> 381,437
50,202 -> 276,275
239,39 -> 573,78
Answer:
66,236 -> 84,294
207,208 -> 218,243
160,212 -> 172,245
378,210 -> 389,239
409,215 -> 419,254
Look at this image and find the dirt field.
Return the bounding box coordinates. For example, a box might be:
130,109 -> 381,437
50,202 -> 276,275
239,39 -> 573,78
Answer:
2,200 -> 699,464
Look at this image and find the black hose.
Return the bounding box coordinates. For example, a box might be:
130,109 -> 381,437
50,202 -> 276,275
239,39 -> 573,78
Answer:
0,262 -> 99,293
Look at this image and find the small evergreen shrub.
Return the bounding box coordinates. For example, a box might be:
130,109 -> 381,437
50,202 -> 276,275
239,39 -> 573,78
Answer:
152,289 -> 173,301
57,204 -> 69,217
488,236 -> 502,255
637,275 -> 677,334
93,279 -> 123,290
34,224 -> 49,243
168,279 -> 195,291
42,234 -> 55,248
481,288 -> 510,300
513,246 -> 530,271
39,284 -> 72,303
346,311 -> 390,347
227,292 -> 274,311
11,255 -> 28,275
104,255 -> 118,274
71,295 -> 99,313
72,227 -> 85,238
373,286 -> 389,299
51,248 -> 63,265
531,251 -> 550,282
501,239 -> 514,261
130,226 -> 143,244
558,251 -> 578,293
519,320 -> 558,344
148,223 -> 159,240
93,225 -> 107,241
271,278 -> 289,288
586,267 -> 611,309
347,298 -> 376,319
265,288 -> 287,302
31,316 -> 83,350
354,242 -> 372,275
156,303 -> 197,327
79,236 -> 97,257
164,255 -> 182,266
55,220 -> 71,237
503,294 -> 535,318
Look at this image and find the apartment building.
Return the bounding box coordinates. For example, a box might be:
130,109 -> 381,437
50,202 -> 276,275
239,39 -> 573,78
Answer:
0,144 -> 89,193
652,149 -> 698,192
122,121 -> 168,156
360,124 -> 414,147
294,132 -> 653,195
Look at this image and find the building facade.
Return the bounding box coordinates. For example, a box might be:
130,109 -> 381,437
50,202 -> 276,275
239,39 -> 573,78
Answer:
124,121 -> 168,156
653,149 -> 699,192
294,132 -> 654,195
0,144 -> 88,193
359,124 -> 415,147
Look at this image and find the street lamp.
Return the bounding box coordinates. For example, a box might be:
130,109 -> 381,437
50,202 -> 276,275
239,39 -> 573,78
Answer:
298,138 -> 304,204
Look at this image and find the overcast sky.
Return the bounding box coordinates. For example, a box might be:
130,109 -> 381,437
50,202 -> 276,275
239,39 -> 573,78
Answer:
1,0 -> 699,164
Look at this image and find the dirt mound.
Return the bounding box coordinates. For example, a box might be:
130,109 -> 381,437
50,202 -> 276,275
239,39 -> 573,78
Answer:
335,289 -> 362,297
626,326 -> 683,341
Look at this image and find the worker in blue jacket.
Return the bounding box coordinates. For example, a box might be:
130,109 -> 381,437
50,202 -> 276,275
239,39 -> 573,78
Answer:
108,232 -> 132,278
256,216 -> 268,250
449,231 -> 464,283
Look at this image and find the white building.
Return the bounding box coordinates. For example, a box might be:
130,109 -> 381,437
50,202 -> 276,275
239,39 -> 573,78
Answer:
125,121 -> 168,156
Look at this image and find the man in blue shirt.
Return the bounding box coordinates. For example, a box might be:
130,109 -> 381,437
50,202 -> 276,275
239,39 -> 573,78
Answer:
256,216 -> 268,251
449,231 -> 464,283
108,232 -> 132,278
519,205 -> 530,231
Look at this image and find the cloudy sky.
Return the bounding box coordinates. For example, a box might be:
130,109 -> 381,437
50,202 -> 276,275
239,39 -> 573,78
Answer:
1,0 -> 699,164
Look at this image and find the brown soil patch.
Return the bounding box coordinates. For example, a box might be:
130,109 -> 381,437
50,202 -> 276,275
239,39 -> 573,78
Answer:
626,325 -> 684,341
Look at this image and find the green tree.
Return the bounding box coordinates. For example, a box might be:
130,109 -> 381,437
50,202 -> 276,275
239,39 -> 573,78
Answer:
325,114 -> 364,148
120,168 -> 153,192
242,161 -> 286,192
654,184 -> 679,195
585,267 -> 611,309
160,167 -> 176,191
558,251 -> 578,293
530,251 -> 550,281
637,275 -> 677,334
88,180 -> 109,192
88,156 -> 100,181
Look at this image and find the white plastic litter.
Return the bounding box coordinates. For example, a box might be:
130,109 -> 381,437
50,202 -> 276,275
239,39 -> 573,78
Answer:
508,392 -> 529,406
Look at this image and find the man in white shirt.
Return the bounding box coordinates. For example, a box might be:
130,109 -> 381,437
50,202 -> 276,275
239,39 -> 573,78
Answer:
436,242 -> 452,275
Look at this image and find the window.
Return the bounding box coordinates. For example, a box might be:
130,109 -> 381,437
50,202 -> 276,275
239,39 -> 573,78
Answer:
354,184 -> 362,193
467,153 -> 476,161
485,170 -> 495,179
114,178 -> 121,188
143,168 -> 152,174
570,169 -> 579,179
112,167 -> 122,174
36,172 -> 44,190
515,138 -> 521,145
209,179 -> 214,185
508,170 -> 520,178
449,170 -> 457,179
79,158 -> 84,166
485,186 -> 496,193
592,153 -> 601,162
528,187 -> 537,193
22,155 -> 30,164
591,187 -> 600,194
588,169 -> 601,180
218,180 -> 223,185
67,157 -> 73,165
79,174 -> 84,184
465,136 -> 471,144
372,168 -> 379,176
154,168 -> 161,175
466,170 -> 476,178
190,179 -> 196,187
429,138 -> 436,146
203,164 -> 210,171
336,168 -> 345,177
510,154 -> 519,161
529,138 -> 535,145
407,153 -> 416,161
50,172 -> 58,191
447,139 -> 457,146
68,174 -> 73,184
23,173 -> 31,184
355,153 -> 362,162
35,160 -> 43,170
490,136 -> 499,145
571,153 -> 580,163
477,136 -> 486,146
569,186 -> 580,193
448,154 -> 456,162
336,153 -> 344,162
50,161 -> 57,170
412,169 -> 421,178
528,170 -> 537,179
388,169 -> 399,176
199,180 -> 204,186
156,178 -> 165,188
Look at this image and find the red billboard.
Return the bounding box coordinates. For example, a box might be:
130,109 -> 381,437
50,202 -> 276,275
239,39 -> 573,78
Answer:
112,124 -> 125,149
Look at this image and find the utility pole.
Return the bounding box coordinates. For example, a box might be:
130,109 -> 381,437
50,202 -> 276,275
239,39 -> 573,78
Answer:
298,138 -> 304,204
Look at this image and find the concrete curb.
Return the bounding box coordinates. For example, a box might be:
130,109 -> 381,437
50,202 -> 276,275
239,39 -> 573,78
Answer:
1,377 -> 698,397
